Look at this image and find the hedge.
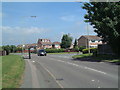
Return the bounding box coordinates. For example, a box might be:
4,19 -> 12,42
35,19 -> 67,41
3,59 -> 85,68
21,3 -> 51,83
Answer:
82,48 -> 97,54
45,48 -> 65,53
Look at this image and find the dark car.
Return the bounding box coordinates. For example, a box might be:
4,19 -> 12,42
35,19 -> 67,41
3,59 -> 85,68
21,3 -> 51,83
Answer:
37,49 -> 47,56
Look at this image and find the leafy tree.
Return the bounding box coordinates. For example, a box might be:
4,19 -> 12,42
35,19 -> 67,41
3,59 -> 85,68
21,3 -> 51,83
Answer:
2,45 -> 10,55
9,45 -> 17,53
61,34 -> 73,49
82,2 -> 120,55
73,39 -> 78,48
16,47 -> 22,52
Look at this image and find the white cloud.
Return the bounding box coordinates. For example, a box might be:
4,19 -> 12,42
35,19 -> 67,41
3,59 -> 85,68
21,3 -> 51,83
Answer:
1,26 -> 49,35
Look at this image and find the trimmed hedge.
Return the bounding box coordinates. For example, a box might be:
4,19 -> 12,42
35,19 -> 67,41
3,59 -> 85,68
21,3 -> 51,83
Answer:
82,48 -> 97,54
45,48 -> 65,53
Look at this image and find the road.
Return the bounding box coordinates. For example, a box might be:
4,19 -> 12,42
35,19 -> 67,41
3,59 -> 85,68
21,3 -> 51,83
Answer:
20,53 -> 118,88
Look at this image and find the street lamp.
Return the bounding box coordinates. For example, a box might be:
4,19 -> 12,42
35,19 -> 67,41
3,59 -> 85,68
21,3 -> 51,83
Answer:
22,44 -> 25,57
20,16 -> 37,58
87,23 -> 90,54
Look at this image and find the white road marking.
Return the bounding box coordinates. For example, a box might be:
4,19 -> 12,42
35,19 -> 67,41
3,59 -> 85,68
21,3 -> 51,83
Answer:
32,61 -> 35,62
49,57 -> 107,75
43,67 -> 64,88
91,80 -> 95,82
35,60 -> 64,88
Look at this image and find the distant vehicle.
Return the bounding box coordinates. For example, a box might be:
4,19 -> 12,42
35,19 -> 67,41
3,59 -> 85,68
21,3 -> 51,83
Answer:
37,49 -> 47,56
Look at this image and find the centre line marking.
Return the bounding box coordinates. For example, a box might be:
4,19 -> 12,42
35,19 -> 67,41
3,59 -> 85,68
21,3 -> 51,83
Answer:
49,57 -> 107,75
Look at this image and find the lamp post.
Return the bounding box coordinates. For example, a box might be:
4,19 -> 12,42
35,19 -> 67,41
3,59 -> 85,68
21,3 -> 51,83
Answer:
87,23 -> 90,54
22,44 -> 25,57
28,16 -> 37,59
21,16 -> 37,59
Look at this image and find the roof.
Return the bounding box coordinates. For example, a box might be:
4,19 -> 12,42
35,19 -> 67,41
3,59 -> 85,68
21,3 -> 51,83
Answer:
80,35 -> 102,40
40,42 -> 53,45
38,39 -> 51,42
38,39 -> 52,45
53,42 -> 60,45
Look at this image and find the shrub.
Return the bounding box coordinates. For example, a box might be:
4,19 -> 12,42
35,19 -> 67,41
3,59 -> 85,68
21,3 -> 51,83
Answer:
79,46 -> 86,52
73,46 -> 79,52
82,48 -> 97,54
45,48 -> 65,53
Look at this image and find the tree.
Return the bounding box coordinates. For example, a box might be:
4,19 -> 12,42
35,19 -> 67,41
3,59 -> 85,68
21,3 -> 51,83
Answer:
73,39 -> 78,48
60,34 -> 73,49
16,47 -> 22,52
2,45 -> 10,55
82,2 -> 120,55
9,45 -> 17,53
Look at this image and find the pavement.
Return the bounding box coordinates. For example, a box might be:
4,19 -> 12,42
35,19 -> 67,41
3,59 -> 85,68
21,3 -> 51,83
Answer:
20,53 -> 118,88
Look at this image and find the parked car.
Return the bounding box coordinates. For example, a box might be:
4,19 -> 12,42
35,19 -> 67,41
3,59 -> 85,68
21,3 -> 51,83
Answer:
37,49 -> 47,56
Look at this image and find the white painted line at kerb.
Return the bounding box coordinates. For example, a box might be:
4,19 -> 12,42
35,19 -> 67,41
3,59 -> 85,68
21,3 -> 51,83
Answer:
43,67 -> 64,88
49,57 -> 107,75
36,61 -> 64,88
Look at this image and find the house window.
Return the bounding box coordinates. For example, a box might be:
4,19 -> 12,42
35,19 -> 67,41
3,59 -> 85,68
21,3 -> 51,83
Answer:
98,40 -> 101,42
91,40 -> 95,42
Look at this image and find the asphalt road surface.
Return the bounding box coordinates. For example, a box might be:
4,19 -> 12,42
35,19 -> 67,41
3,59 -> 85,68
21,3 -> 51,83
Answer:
20,54 -> 118,88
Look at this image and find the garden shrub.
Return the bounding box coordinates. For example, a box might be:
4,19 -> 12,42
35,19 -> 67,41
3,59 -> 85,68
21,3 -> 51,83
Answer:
82,48 -> 97,54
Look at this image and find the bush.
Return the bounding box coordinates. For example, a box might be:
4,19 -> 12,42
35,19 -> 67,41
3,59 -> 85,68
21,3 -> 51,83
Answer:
82,48 -> 97,54
45,48 -> 65,53
79,46 -> 86,52
72,46 -> 79,52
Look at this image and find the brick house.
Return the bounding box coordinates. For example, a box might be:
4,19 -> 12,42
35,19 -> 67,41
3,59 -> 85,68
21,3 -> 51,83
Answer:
37,39 -> 53,49
24,43 -> 37,49
52,42 -> 61,49
78,35 -> 103,48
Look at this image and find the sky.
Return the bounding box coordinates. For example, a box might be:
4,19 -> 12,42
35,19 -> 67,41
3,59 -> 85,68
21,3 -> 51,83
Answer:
1,2 -> 96,46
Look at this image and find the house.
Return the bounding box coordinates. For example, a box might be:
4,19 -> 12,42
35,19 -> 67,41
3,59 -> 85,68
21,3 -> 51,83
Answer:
78,35 -> 103,48
37,39 -> 53,49
17,43 -> 37,49
25,43 -> 37,49
52,42 -> 61,49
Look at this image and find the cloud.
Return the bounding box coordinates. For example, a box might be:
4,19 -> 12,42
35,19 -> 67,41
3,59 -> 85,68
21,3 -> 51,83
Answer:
60,15 -> 77,22
1,26 -> 49,35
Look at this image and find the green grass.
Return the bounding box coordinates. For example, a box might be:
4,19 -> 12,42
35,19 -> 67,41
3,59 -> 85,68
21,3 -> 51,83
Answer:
0,56 -> 2,89
2,55 -> 25,88
72,53 -> 120,63
72,53 -> 93,58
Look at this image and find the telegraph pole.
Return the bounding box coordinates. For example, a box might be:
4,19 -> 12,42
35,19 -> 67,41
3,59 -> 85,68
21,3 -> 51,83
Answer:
87,23 -> 90,54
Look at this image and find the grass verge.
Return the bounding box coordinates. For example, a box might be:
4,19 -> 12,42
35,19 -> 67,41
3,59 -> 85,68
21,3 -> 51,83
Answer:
72,53 -> 120,64
0,56 -> 2,89
2,55 -> 25,88
72,53 -> 93,58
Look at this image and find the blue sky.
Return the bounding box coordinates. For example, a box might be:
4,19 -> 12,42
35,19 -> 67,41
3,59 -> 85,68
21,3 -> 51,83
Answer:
2,2 -> 96,45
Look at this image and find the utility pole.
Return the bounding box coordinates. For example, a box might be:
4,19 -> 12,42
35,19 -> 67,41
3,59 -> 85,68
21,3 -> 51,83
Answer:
28,47 -> 31,59
21,16 -> 37,59
87,23 -> 90,54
